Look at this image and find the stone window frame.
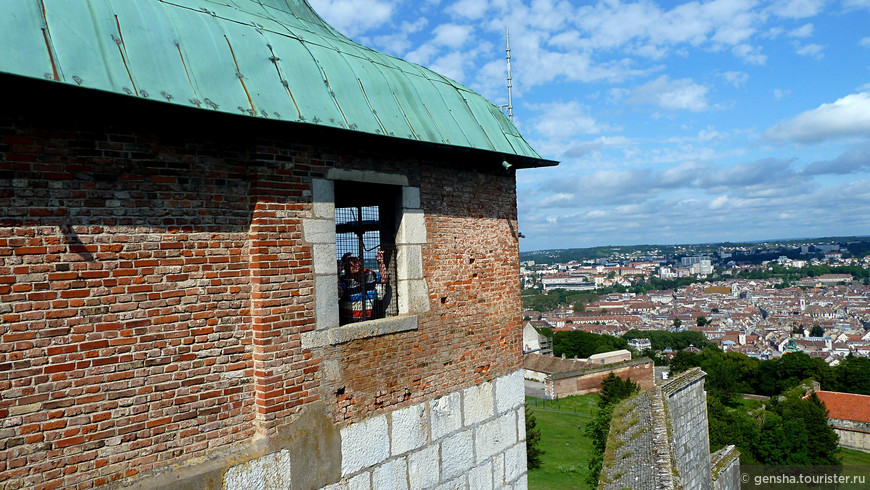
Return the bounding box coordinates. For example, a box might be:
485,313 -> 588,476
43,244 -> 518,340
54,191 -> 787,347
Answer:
301,169 -> 429,349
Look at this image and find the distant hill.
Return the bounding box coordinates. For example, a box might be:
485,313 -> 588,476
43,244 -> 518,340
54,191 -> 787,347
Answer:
519,236 -> 870,265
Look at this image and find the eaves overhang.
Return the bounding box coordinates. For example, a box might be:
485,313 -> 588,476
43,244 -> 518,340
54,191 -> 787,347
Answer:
0,0 -> 558,169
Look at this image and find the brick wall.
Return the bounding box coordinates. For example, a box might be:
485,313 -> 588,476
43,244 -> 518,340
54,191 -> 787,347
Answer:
0,84 -> 524,489
548,359 -> 654,398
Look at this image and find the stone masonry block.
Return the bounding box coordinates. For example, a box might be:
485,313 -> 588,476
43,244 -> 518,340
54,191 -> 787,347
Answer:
312,178 -> 335,218
391,402 -> 428,455
313,242 -> 338,275
327,168 -> 409,186
463,381 -> 494,427
341,415 -> 390,476
398,279 -> 430,315
492,453 -> 505,488
348,472 -> 371,490
303,218 -> 335,245
468,461 -> 494,490
441,429 -> 474,481
512,474 -> 528,490
223,449 -> 292,490
474,413 -> 516,464
504,443 -> 526,483
397,244 -> 423,280
372,458 -> 409,490
315,275 -> 339,330
397,209 -> 426,245
516,408 -> 526,443
408,444 -> 440,490
402,186 -> 421,209
320,482 -> 346,490
495,370 -> 524,415
431,392 -> 462,441
435,475 -> 468,490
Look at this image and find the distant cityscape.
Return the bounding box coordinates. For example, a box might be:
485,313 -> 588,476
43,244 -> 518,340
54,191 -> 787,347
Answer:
520,236 -> 870,364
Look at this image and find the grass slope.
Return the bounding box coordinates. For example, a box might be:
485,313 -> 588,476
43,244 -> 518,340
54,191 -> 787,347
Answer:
526,395 -> 599,490
841,447 -> 870,466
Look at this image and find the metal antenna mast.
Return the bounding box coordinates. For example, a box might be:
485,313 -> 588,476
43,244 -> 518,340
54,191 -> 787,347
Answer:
505,28 -> 514,122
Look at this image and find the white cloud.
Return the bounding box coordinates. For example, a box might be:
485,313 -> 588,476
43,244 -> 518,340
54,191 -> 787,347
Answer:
709,195 -> 730,210
445,0 -> 489,19
802,142 -> 870,175
405,44 -> 439,65
795,42 -> 824,58
765,0 -> 828,19
773,88 -> 789,99
764,92 -> 870,143
721,71 -> 749,87
844,0 -> 870,10
432,24 -> 474,48
628,76 -> 710,112
788,23 -> 814,38
667,126 -> 726,143
426,51 -> 468,81
860,37 -> 870,48
308,0 -> 395,37
529,101 -> 614,139
732,44 -> 767,64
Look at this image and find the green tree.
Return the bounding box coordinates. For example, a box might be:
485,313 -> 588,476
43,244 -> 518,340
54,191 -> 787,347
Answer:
622,329 -> 708,351
525,406 -> 545,469
810,325 -> 825,337
832,356 -> 870,394
553,330 -> 628,358
707,396 -> 760,464
696,316 -> 708,326
670,350 -> 701,374
598,372 -> 639,407
673,318 -> 682,329
585,373 -> 639,486
752,390 -> 840,466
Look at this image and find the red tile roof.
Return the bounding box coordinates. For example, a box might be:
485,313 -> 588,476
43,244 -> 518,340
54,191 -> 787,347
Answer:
813,391 -> 870,424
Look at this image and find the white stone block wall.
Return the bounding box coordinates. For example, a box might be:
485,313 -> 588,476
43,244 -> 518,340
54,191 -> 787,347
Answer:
332,369 -> 527,490
223,369 -> 527,490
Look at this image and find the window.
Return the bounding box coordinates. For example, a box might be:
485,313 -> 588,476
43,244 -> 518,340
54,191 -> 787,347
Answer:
301,171 -> 428,349
334,181 -> 400,324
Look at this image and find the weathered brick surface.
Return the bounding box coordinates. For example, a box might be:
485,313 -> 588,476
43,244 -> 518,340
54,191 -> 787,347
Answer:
548,360 -> 655,398
0,87 -> 523,488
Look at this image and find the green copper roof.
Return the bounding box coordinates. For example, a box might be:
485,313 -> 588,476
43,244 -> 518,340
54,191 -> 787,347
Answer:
0,0 -> 555,167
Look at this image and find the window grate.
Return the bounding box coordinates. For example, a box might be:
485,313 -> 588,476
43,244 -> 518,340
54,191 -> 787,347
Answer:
336,204 -> 397,324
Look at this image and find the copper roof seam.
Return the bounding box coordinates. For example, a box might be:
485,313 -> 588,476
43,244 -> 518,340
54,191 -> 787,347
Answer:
305,48 -> 349,127
356,79 -> 388,135
419,101 -> 449,145
263,42 -> 302,120
223,36 -> 257,115
41,29 -> 59,81
390,91 -> 421,141
113,15 -> 139,96
174,41 -> 199,102
323,68 -> 350,128
452,88 -> 497,151
38,0 -> 60,81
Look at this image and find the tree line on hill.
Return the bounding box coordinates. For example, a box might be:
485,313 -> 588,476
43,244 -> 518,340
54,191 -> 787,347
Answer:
671,347 -> 869,466
671,348 -> 870,399
733,263 -> 870,285
549,328 -> 709,362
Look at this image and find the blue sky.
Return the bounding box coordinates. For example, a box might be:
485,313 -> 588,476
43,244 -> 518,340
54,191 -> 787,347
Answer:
309,0 -> 870,252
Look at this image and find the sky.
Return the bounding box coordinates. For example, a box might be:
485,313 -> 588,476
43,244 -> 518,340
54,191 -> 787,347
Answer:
308,0 -> 870,252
